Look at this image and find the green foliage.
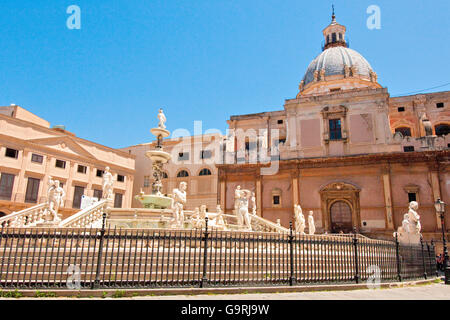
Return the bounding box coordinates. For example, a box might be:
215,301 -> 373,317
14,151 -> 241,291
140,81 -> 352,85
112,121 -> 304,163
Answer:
34,291 -> 57,298
112,290 -> 126,298
0,289 -> 23,298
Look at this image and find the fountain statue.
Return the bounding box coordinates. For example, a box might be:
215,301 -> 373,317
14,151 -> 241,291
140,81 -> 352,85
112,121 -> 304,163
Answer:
308,211 -> 316,235
294,204 -> 306,234
171,182 -> 187,228
102,166 -> 114,201
234,186 -> 252,231
396,201 -> 422,244
44,177 -> 65,223
135,108 -> 173,209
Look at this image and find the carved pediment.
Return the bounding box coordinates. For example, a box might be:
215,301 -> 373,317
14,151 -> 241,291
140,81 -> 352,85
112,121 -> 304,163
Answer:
26,136 -> 95,159
320,182 -> 361,193
321,105 -> 348,118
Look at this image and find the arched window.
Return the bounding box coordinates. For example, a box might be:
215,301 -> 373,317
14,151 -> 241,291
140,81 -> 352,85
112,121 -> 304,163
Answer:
395,127 -> 412,137
199,168 -> 211,176
177,170 -> 189,178
161,172 -> 168,179
332,33 -> 336,42
435,124 -> 450,136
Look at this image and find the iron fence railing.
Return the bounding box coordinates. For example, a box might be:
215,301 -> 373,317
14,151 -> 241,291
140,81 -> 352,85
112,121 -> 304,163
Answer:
0,220 -> 438,289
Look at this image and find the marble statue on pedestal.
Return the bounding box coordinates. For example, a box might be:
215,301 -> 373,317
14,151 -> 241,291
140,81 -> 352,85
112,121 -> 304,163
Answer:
234,186 -> 252,231
294,204 -> 306,234
397,201 -> 422,244
308,211 -> 316,235
158,108 -> 167,129
172,182 -> 187,228
45,178 -> 65,223
102,166 -> 114,200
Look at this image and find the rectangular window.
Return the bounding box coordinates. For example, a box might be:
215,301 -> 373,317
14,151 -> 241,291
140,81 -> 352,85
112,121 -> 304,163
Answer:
96,169 -> 104,177
117,174 -> 125,182
114,193 -> 123,208
408,192 -> 417,202
398,107 -> 405,112
55,159 -> 66,169
25,177 -> 40,203
277,119 -> 283,124
0,173 -> 15,201
143,176 -> 150,188
93,189 -> 102,200
77,165 -> 87,174
178,152 -> 189,161
403,146 -> 415,152
436,102 -> 444,108
200,150 -> 212,159
5,148 -> 18,159
72,186 -> 85,209
273,195 -> 280,205
31,153 -> 43,163
329,119 -> 342,140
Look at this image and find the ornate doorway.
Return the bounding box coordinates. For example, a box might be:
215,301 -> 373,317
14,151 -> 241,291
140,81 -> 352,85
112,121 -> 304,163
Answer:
319,182 -> 361,233
330,201 -> 353,233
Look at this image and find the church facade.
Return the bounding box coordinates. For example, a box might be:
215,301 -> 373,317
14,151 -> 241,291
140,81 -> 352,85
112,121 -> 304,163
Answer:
216,14 -> 450,243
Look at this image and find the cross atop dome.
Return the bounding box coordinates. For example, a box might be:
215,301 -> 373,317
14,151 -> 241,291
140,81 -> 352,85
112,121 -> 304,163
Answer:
322,6 -> 347,51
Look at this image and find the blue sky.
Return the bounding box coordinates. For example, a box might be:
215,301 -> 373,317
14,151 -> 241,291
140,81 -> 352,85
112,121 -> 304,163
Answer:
1,1 -> 449,148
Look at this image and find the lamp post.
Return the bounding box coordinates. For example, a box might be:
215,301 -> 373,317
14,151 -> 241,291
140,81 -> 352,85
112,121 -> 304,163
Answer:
434,198 -> 449,284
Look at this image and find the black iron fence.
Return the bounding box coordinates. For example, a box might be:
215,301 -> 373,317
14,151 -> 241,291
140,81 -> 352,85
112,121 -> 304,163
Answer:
0,222 -> 437,289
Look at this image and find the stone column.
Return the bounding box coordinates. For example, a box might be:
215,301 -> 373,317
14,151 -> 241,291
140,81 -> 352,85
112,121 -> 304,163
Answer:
66,161 -> 75,208
429,163 -> 442,230
256,177 -> 262,216
219,170 -> 226,213
381,164 -> 394,230
14,150 -> 28,203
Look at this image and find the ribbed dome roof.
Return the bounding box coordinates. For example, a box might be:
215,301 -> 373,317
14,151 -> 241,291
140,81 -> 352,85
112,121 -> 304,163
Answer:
302,46 -> 374,86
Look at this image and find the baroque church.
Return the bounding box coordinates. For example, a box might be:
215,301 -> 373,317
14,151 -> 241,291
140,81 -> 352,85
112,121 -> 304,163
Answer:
215,13 -> 450,242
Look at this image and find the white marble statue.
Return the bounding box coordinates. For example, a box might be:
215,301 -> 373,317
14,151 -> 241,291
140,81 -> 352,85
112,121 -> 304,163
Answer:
190,207 -> 203,229
397,201 -> 422,244
45,179 -> 65,222
215,204 -> 227,230
294,204 -> 306,234
234,185 -> 242,212
234,186 -> 252,230
308,211 -> 316,235
251,192 -> 256,215
102,166 -> 114,200
172,182 -> 187,228
158,108 -> 167,129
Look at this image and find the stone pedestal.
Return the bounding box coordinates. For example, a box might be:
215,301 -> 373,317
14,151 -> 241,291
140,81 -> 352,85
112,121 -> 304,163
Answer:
35,220 -> 61,228
398,232 -> 421,245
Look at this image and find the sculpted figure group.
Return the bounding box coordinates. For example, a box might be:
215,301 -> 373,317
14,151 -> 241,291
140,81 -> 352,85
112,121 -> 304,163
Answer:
396,201 -> 422,244
294,204 -> 315,235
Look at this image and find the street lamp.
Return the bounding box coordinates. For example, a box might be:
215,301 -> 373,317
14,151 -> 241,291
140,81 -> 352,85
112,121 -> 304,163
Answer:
434,198 -> 449,284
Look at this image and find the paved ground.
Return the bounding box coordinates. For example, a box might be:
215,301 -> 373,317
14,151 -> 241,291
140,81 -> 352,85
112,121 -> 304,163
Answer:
128,283 -> 450,300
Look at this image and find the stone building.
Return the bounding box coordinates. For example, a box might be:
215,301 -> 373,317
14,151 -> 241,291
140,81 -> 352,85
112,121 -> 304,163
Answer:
0,105 -> 135,219
217,14 -> 450,242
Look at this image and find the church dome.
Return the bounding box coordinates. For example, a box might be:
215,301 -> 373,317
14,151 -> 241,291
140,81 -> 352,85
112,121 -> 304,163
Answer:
297,10 -> 381,96
302,46 -> 375,86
